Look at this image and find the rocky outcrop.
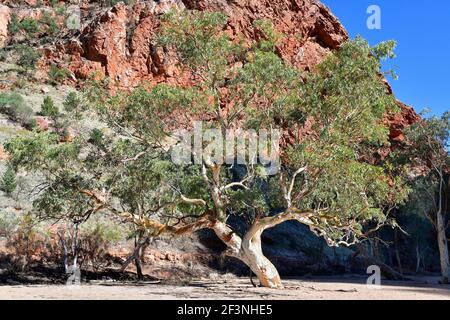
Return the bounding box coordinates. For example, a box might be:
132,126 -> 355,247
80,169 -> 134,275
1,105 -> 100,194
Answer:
388,101 -> 421,143
64,0 -> 348,88
0,5 -> 11,49
182,0 -> 348,68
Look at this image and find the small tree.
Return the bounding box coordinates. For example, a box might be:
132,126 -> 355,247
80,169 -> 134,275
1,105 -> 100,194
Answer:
15,44 -> 41,76
63,92 -> 82,116
404,112 -> 450,283
41,96 -> 59,118
0,92 -> 34,126
1,165 -> 17,196
48,65 -> 70,86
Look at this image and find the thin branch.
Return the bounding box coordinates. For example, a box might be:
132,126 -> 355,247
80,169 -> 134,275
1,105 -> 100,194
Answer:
286,166 -> 307,207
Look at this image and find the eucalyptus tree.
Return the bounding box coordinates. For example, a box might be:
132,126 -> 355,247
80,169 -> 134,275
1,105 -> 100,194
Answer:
403,112 -> 450,283
5,11 -> 410,288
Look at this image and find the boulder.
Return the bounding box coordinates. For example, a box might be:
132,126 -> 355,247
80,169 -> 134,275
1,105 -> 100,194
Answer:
0,5 -> 11,49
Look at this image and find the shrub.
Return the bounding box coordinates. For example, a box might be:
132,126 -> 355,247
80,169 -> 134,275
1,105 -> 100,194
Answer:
79,219 -> 123,271
102,0 -> 129,6
19,18 -> 40,35
1,165 -> 17,195
12,78 -> 27,90
40,96 -> 59,118
0,49 -> 7,62
39,11 -> 59,37
46,20 -> 59,37
5,214 -> 48,271
89,128 -> 104,147
48,64 -> 70,85
15,44 -> 41,75
55,5 -> 66,16
0,213 -> 20,238
8,14 -> 20,35
63,92 -> 81,113
0,92 -> 34,125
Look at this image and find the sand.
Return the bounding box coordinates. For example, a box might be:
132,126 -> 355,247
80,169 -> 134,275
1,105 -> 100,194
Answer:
0,275 -> 449,300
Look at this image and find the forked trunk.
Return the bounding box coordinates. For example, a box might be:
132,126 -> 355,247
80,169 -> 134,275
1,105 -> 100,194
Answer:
212,220 -> 283,289
240,239 -> 282,289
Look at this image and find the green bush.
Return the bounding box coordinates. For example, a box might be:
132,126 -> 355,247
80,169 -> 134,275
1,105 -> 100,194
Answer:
48,64 -> 70,86
19,18 -> 40,35
79,219 -> 123,271
1,165 -> 17,196
8,14 -> 21,35
0,49 -> 7,62
15,44 -> 41,75
0,92 -> 34,125
39,11 -> 59,37
0,213 -> 20,238
40,96 -> 59,118
63,92 -> 81,113
8,15 -> 42,38
89,128 -> 104,147
55,5 -> 66,16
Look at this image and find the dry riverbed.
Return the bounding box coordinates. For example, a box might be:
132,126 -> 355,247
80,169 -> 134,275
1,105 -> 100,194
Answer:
0,275 -> 449,300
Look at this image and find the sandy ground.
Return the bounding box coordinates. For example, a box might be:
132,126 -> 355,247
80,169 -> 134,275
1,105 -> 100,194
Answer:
0,275 -> 449,300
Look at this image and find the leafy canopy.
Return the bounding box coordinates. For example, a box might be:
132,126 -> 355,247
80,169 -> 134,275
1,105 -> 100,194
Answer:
5,11 -> 409,246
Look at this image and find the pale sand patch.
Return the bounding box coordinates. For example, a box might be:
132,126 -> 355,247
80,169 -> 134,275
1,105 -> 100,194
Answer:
1,276 -> 449,300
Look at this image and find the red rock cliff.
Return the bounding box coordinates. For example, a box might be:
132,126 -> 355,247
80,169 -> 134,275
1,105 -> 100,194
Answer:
65,0 -> 348,88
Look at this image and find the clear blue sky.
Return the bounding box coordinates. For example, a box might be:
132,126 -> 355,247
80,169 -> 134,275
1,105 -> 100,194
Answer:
321,0 -> 449,116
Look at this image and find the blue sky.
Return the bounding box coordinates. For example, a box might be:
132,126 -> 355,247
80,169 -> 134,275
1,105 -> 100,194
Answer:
321,0 -> 449,116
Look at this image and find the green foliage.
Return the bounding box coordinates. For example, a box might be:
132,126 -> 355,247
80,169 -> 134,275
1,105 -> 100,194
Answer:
34,0 -> 44,7
0,92 -> 34,125
1,165 -> 17,195
15,44 -> 42,75
8,14 -> 21,35
89,128 -> 104,147
48,64 -> 70,86
252,19 -> 283,52
39,12 -> 59,37
400,111 -> 450,215
0,49 -> 8,62
5,12 -> 411,249
55,5 -> 66,16
159,10 -> 243,94
63,91 -> 81,113
406,111 -> 450,164
100,0 -> 133,6
40,96 -> 59,118
18,17 -> 40,35
0,49 -> 7,62
0,212 -> 20,238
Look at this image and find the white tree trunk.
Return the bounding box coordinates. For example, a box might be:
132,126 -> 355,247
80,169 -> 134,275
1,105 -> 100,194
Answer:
436,212 -> 450,283
240,229 -> 282,288
212,220 -> 283,289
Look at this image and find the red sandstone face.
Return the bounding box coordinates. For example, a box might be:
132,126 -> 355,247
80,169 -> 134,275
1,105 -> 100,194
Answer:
65,0 -> 349,88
